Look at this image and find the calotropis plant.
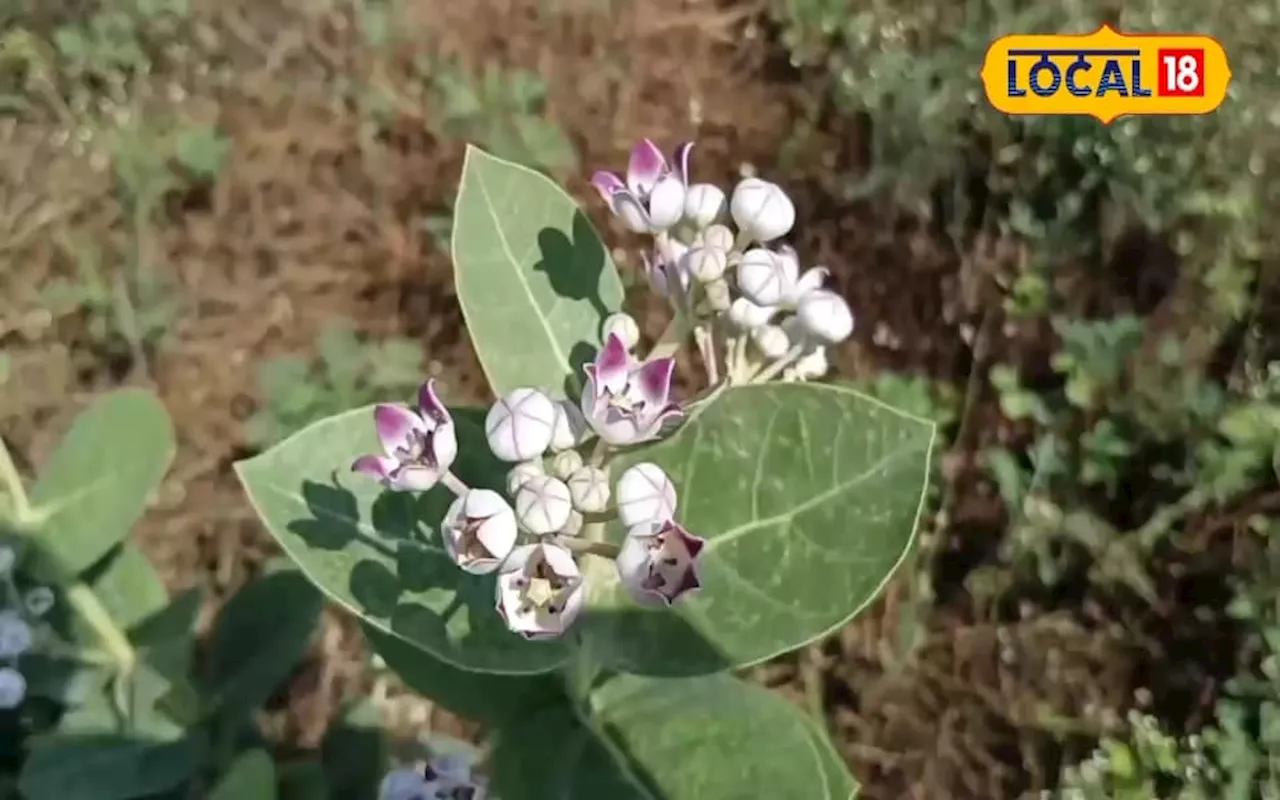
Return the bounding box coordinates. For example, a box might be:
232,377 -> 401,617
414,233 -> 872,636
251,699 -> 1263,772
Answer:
236,139 -> 938,800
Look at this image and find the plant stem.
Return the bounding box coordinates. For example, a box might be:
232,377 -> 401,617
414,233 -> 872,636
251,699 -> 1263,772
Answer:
65,581 -> 136,673
580,509 -> 617,525
442,470 -> 469,497
694,324 -> 720,386
552,534 -> 621,560
0,437 -> 32,525
751,344 -> 805,384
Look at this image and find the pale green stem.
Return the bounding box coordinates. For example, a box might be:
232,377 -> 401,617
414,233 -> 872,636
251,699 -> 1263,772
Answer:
694,324 -> 720,386
553,533 -> 620,560
588,437 -> 609,469
441,470 -> 469,498
751,344 -> 806,384
580,509 -> 617,526
0,437 -> 32,524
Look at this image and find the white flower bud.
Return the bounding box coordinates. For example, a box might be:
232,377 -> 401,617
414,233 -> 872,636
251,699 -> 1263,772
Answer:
506,460 -> 544,496
550,449 -> 583,480
683,182 -> 725,228
737,248 -> 797,307
567,465 -> 610,513
684,246 -> 727,283
549,399 -> 587,452
0,611 -> 32,659
0,666 -> 26,710
24,587 -> 54,617
705,278 -> 731,312
647,174 -> 687,230
796,289 -> 855,344
441,489 -> 519,574
752,324 -> 791,359
485,388 -> 558,462
559,509 -> 584,537
701,223 -> 734,253
730,177 -> 795,243
728,297 -> 776,331
791,345 -> 830,381
615,462 -> 677,527
514,475 -> 573,534
601,312 -> 640,352
0,545 -> 13,575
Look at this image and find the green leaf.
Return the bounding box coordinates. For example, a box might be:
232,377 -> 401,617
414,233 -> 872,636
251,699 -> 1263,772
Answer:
491,674 -> 857,800
365,623 -> 564,725
29,389 -> 176,576
451,145 -> 623,399
203,570 -> 322,721
210,749 -> 277,800
235,407 -> 569,675
81,542 -> 169,632
582,383 -> 935,676
18,733 -> 205,800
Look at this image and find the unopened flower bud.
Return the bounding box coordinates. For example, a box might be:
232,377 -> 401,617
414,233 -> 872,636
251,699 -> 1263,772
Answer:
485,388 -> 558,462
728,297 -> 776,331
791,345 -> 831,381
705,278 -> 732,312
506,460 -> 544,496
796,289 -> 855,344
737,248 -> 796,307
683,183 -> 725,228
560,509 -> 584,537
0,666 -> 26,710
549,399 -> 586,452
616,463 -> 677,527
24,587 -> 54,617
701,223 -> 734,253
601,312 -> 640,352
550,449 -> 583,480
442,489 -> 518,574
752,324 -> 790,359
730,177 -> 794,243
514,475 -> 573,534
567,465 -> 610,513
685,246 -> 727,283
0,612 -> 32,659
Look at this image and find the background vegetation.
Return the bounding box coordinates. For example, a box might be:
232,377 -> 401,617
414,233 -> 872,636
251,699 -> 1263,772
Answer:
1,0 -> 1277,796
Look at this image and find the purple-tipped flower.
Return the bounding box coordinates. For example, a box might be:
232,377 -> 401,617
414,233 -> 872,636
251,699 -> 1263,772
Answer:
592,139 -> 693,233
640,236 -> 692,299
352,379 -> 458,492
580,334 -> 682,447
616,519 -> 706,607
495,543 -> 586,640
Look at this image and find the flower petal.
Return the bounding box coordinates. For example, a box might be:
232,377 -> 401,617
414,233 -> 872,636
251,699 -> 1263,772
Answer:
646,175 -> 686,230
429,425 -> 459,472
634,356 -> 675,407
374,404 -> 426,458
792,266 -> 830,302
612,190 -> 651,233
417,378 -> 450,427
673,141 -> 694,185
594,334 -> 631,394
591,170 -> 625,204
391,464 -> 441,492
626,138 -> 667,196
352,454 -> 398,481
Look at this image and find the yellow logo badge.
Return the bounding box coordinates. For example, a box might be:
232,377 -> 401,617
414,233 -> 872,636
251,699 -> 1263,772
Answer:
981,24 -> 1231,123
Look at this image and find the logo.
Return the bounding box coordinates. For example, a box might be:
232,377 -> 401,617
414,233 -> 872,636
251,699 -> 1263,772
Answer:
981,24 -> 1230,123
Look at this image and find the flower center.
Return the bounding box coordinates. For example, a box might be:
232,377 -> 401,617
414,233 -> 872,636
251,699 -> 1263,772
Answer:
515,561 -> 568,616
455,518 -> 491,562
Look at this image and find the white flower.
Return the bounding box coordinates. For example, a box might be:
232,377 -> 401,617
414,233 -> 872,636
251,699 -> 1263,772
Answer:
485,388 -> 558,462
796,289 -> 854,344
0,545 -> 14,575
0,666 -> 26,710
684,246 -> 727,283
601,312 -> 640,352
549,399 -> 587,452
775,246 -> 829,305
728,297 -> 776,331
352,380 -> 458,492
616,519 -> 706,606
550,449 -> 583,480
514,475 -> 573,534
730,177 -> 794,243
567,466 -> 610,513
752,324 -> 790,359
683,182 -> 725,228
737,248 -> 794,307
24,587 -> 54,617
615,463 -> 677,527
700,223 -> 734,252
787,345 -> 831,381
506,460 -> 545,496
441,489 -> 518,575
0,611 -> 32,659
495,543 -> 586,639
579,335 -> 682,447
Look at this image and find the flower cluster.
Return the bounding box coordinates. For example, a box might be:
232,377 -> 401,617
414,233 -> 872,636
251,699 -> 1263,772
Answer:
592,138 -> 855,384
0,545 -> 54,710
380,749 -> 491,800
352,338 -> 704,640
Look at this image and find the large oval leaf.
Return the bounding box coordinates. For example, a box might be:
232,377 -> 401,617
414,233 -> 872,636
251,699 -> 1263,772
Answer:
581,382 -> 935,676
451,145 -> 624,399
234,406 -> 570,675
490,674 -> 857,800
29,389 -> 176,576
